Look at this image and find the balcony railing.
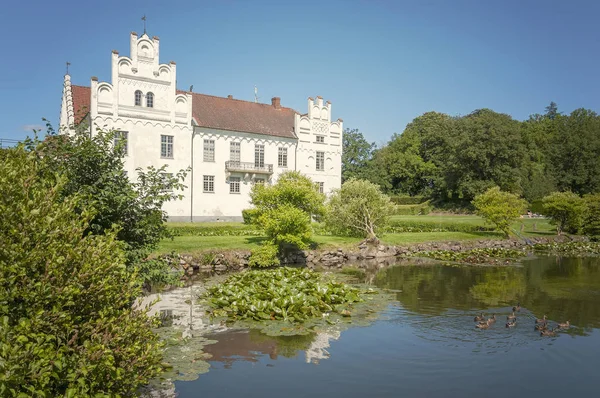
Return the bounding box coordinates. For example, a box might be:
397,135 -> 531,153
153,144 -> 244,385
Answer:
225,161 -> 273,174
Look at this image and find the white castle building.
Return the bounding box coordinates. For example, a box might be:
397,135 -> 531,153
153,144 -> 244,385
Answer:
59,31 -> 343,222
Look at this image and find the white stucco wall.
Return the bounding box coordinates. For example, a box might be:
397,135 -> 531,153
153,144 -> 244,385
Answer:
60,32 -> 343,222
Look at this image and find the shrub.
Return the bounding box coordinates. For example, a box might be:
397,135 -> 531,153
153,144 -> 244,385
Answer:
583,194 -> 600,240
325,179 -> 396,240
389,195 -> 427,205
0,147 -> 163,396
242,208 -> 261,225
167,224 -> 261,237
472,187 -> 527,237
542,191 -> 587,234
248,243 -> 280,268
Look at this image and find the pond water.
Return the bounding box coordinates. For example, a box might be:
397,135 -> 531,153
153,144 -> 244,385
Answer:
151,255 -> 600,397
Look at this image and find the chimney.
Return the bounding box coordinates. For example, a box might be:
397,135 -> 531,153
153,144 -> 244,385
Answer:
227,95 -> 233,99
271,97 -> 281,109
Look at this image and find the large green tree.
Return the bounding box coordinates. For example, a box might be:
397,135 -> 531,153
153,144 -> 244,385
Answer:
542,191 -> 587,235
472,187 -> 527,237
342,128 -> 376,183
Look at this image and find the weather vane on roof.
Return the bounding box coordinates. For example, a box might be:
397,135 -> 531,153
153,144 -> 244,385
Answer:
66,61 -> 71,75
142,15 -> 147,34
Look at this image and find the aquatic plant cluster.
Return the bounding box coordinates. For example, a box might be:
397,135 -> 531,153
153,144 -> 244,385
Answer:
533,241 -> 600,255
415,247 -> 527,264
205,267 -> 363,322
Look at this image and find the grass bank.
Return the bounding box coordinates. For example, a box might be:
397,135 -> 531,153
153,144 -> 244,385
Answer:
155,215 -> 556,256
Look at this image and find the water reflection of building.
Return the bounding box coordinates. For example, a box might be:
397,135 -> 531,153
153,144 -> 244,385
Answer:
203,330 -> 279,368
304,330 -> 341,364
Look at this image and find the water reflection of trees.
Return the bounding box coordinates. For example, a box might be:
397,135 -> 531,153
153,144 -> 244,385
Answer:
374,256 -> 600,328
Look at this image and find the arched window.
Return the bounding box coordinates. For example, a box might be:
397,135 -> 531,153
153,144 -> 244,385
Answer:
146,92 -> 154,108
134,90 -> 142,106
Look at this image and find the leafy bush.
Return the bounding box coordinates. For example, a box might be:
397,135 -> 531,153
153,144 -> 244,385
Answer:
28,124 -> 187,285
248,243 -> 280,268
259,204 -> 312,250
325,179 -> 396,239
389,195 -> 427,205
386,219 -> 493,233
542,191 -> 587,234
205,267 -> 362,322
583,194 -> 600,240
242,208 -> 261,225
0,147 -> 164,396
472,187 -> 527,237
393,202 -> 432,215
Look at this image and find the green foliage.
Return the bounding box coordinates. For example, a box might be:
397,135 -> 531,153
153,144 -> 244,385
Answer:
414,248 -> 527,264
386,218 -> 493,233
389,195 -> 427,205
136,254 -> 183,287
472,187 -> 527,237
542,191 -> 587,234
393,202 -> 432,216
0,146 -> 163,396
205,267 -> 362,322
342,128 -> 376,183
583,194 -> 600,240
25,124 -> 188,286
248,243 -> 280,268
242,208 -> 261,225
248,171 -> 325,255
533,241 -> 600,255
259,204 -> 312,250
168,224 -> 262,237
325,179 -> 396,239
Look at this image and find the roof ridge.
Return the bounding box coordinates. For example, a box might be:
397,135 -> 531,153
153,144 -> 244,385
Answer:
71,84 -> 90,89
182,90 -> 298,113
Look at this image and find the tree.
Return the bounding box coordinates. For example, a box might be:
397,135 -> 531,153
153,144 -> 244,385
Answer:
342,128 -> 376,183
324,179 -> 396,241
583,194 -> 600,240
0,146 -> 164,396
542,191 -> 587,235
247,171 -> 326,265
544,101 -> 560,120
29,123 -> 187,285
472,187 -> 527,237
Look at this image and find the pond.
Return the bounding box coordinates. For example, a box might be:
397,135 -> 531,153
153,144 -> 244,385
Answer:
147,255 -> 600,397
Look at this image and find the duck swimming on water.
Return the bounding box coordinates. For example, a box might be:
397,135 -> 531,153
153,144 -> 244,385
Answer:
474,313 -> 485,322
512,302 -> 521,312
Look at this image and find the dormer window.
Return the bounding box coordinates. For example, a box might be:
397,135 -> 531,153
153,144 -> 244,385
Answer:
146,92 -> 154,108
135,90 -> 142,106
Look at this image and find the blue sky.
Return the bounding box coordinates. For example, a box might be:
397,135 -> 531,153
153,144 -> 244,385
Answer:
1,0 -> 599,145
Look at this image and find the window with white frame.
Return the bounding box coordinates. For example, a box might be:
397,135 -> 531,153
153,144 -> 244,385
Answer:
316,151 -> 325,171
278,147 -> 287,167
317,182 -> 324,193
161,135 -> 173,158
230,142 -> 240,162
134,90 -> 142,106
204,139 -> 215,162
114,131 -> 128,155
316,135 -> 325,143
146,92 -> 154,108
229,176 -> 241,194
255,144 -> 265,168
203,175 -> 214,193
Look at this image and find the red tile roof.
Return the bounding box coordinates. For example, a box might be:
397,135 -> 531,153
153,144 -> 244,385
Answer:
183,91 -> 297,139
71,85 -> 91,125
69,86 -> 298,138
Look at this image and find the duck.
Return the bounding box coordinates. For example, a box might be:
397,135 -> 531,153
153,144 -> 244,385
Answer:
512,302 -> 521,312
506,319 -> 517,328
535,323 -> 548,331
487,314 -> 497,324
535,315 -> 547,324
507,312 -> 516,321
557,320 -> 570,329
540,328 -> 557,337
476,320 -> 492,329
474,312 -> 485,322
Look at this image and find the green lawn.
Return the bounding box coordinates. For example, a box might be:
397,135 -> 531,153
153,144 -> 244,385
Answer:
156,215 -> 557,255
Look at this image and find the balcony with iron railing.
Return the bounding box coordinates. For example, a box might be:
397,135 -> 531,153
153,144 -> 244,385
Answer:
225,161 -> 273,174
